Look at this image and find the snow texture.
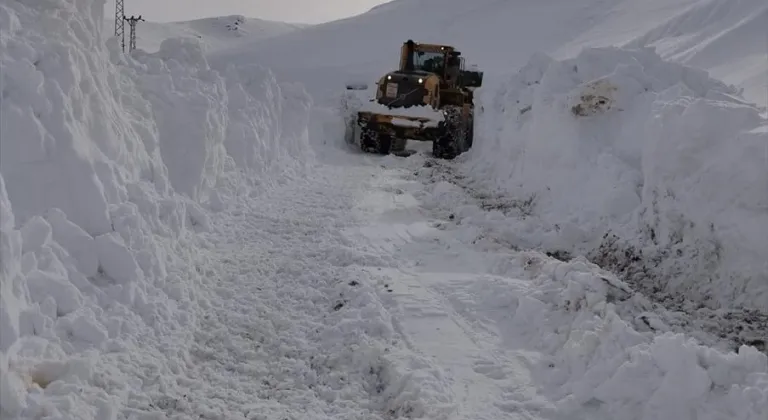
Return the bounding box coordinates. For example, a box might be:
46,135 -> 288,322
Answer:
465,46 -> 768,311
2,0 -> 767,418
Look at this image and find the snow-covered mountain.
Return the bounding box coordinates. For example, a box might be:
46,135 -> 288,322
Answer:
620,0 -> 768,107
104,14 -> 309,52
1,0 -> 766,419
209,0 -> 767,106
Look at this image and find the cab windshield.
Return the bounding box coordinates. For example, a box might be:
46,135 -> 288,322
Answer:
412,51 -> 445,75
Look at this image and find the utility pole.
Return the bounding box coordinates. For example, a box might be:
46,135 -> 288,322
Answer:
124,15 -> 145,52
114,0 -> 125,52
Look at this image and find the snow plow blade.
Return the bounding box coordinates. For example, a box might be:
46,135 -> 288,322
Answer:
356,110 -> 442,142
351,107 -> 447,155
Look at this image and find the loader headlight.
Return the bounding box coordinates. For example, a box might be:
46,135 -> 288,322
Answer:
418,78 -> 423,84
387,75 -> 392,80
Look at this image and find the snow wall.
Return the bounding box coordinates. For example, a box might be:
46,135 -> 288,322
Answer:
466,46 -> 768,310
0,0 -> 312,416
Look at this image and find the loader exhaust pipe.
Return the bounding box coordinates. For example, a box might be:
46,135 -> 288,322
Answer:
404,39 -> 415,71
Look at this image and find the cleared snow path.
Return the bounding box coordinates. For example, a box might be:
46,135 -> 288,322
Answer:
177,162 -> 426,419
177,152 -> 556,419
343,160 -> 557,420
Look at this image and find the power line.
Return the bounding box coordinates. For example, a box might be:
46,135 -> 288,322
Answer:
125,15 -> 145,52
114,0 -> 125,52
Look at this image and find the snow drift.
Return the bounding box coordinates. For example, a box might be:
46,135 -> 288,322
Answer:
0,0 -> 311,416
465,46 -> 768,310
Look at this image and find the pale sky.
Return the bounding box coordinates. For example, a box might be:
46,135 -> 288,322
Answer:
104,0 -> 393,24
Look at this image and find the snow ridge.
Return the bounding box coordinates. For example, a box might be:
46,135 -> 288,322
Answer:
0,0 -> 312,416
466,46 -> 768,310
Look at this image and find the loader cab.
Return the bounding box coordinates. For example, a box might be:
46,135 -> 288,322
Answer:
374,40 -> 483,109
399,40 -> 465,87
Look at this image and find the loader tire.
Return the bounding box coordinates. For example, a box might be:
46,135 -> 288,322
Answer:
360,127 -> 392,155
433,106 -> 467,160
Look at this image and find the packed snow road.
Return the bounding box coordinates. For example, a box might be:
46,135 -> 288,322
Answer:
178,149 -> 557,419
174,161 -> 421,419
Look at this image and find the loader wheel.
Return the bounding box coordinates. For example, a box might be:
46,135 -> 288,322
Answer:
360,127 -> 392,155
433,107 -> 467,159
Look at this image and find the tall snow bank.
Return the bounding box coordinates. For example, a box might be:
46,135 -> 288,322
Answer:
116,37 -> 313,204
467,46 -> 768,309
0,0 -> 311,417
219,62 -> 313,185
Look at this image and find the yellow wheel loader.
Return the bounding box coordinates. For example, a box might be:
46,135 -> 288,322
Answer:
346,40 -> 483,159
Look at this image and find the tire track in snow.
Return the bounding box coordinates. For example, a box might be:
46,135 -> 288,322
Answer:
391,268 -> 556,420
346,165 -> 558,420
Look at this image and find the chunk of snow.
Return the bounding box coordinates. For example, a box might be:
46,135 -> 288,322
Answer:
0,176 -> 25,353
44,208 -> 98,278
93,232 -> 143,286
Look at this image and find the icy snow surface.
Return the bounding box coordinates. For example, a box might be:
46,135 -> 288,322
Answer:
2,0 -> 767,418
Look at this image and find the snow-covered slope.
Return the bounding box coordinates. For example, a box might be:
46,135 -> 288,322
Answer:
0,0 -> 313,416
620,0 -> 768,107
104,14 -> 309,52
